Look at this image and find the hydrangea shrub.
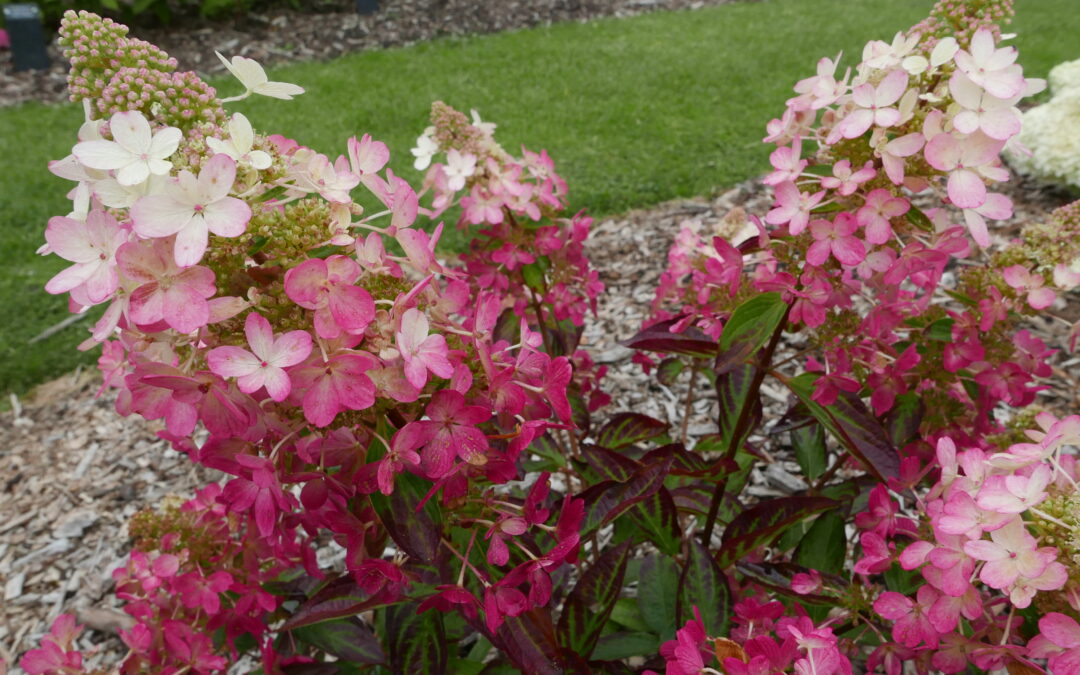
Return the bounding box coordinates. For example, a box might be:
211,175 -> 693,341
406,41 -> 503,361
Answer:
1009,57 -> 1080,190
18,1 -> 1080,673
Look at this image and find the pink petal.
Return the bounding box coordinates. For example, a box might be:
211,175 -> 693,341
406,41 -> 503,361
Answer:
302,375 -> 340,427
876,69 -> 909,105
198,153 -> 238,202
236,369 -> 268,395
873,591 -> 913,620
244,312 -> 275,360
980,108 -> 1020,141
329,285 -> 375,333
45,263 -> 95,295
129,283 -> 165,324
1041,613 -> 1080,649
162,284 -> 210,333
201,197 -> 251,238
208,346 -> 261,378
1028,287 -> 1056,310
947,169 -> 986,209
173,217 -> 210,267
45,216 -> 96,263
269,330 -> 313,368
832,237 -> 866,266
260,366 -> 291,401
131,195 -> 192,238
284,258 -> 328,308
805,240 -> 831,267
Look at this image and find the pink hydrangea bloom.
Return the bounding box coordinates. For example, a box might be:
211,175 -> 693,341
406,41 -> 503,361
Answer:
207,312 -> 312,401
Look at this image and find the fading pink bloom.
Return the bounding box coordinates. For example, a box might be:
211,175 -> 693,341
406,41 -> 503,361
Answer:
396,308 -> 453,389
953,28 -> 1024,99
963,518 -> 1052,590
131,153 -> 251,267
764,137 -> 807,185
949,72 -> 1021,140
835,69 -> 909,139
1039,613 -> 1080,674
765,181 -> 825,235
290,351 -> 378,427
207,312 -> 312,401
856,189 -> 909,245
923,131 -> 1005,215
1002,264 -> 1056,310
117,239 -> 217,334
820,159 -> 875,196
284,256 -> 375,338
44,209 -> 127,304
976,464 -> 1051,514
877,132 -> 924,185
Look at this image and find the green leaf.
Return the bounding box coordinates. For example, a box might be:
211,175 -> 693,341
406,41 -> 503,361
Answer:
791,422 -> 827,481
595,413 -> 669,450
676,539 -> 732,637
385,602 -> 447,674
557,541 -> 632,657
656,357 -> 686,386
716,496 -> 838,569
716,292 -> 787,373
884,562 -> 922,595
591,632 -> 660,661
716,363 -> 762,454
369,470 -> 441,564
785,373 -> 900,481
292,618 -> 384,665
521,258 -> 549,292
926,317 -> 955,342
247,235 -> 270,256
307,244 -> 342,259
579,455 -> 672,535
795,511 -> 847,575
638,553 -> 680,640
627,488 -> 681,556
609,598 -> 650,633
905,204 -> 934,232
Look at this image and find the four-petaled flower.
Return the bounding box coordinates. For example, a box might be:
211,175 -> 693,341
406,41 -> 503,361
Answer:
208,312 -> 312,401
73,110 -> 181,186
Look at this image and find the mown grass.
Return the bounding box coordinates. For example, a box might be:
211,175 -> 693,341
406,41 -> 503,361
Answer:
1,0 -> 1077,398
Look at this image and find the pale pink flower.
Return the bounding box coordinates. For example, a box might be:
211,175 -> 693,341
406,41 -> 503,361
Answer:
462,185 -> 504,225
295,152 -> 359,203
963,518 -> 1052,590
835,69 -> 909,139
117,239 -> 217,334
1039,613 -> 1080,673
284,256 -> 375,339
207,312 -> 312,401
791,53 -> 847,110
876,132 -> 924,185
765,181 -> 824,235
763,137 -> 806,185
444,149 -> 477,191
396,308 -> 453,389
806,213 -> 865,267
961,191 -> 1013,249
953,28 -> 1024,99
345,133 -> 390,195
949,72 -> 1021,141
820,159 -> 875,196
1054,263 -> 1080,291
44,209 -> 127,304
206,112 -> 272,170
856,189 -> 909,245
131,153 -> 251,267
1002,265 -> 1056,310
936,490 -> 1012,539
976,464 -> 1052,514
923,131 -> 1005,214
73,110 -> 180,186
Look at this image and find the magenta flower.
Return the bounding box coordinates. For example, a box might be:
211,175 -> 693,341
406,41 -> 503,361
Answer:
1038,613 -> 1080,674
131,153 -> 251,267
396,308 -> 454,390
44,209 -> 127,304
856,189 -> 909,245
806,213 -> 865,267
874,587 -> 940,649
375,428 -> 422,495
290,351 -> 378,427
207,312 -> 312,401
835,69 -> 909,139
117,239 -> 217,333
1002,264 -> 1056,310
284,256 -> 375,338
222,454 -> 293,538
410,390 -> 491,478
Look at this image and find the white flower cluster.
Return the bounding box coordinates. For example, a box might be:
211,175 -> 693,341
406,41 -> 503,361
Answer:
1009,58 -> 1080,189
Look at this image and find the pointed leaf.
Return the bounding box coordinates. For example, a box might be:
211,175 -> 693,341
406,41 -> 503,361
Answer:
715,292 -> 787,374
581,443 -> 639,482
795,511 -> 847,575
784,373 -> 900,481
716,363 -> 762,453
579,455 -> 672,535
716,497 -> 837,568
656,357 -> 686,387
558,541 -> 632,656
638,553 -> 680,640
628,488 -> 681,556
676,538 -> 731,637
591,633 -> 661,661
883,392 -> 924,448
370,469 -> 442,563
494,608 -> 565,675
622,318 -> 718,359
791,422 -> 827,482
292,617 -> 384,665
386,602 -> 447,674
281,575 -> 399,630
596,413 -> 669,450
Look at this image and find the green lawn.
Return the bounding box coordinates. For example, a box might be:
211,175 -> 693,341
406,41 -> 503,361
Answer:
1,0 -> 1078,398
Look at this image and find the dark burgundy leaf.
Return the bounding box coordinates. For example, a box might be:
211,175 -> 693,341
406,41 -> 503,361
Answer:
494,608 -> 566,675
595,413 -> 669,450
676,538 -> 731,637
369,470 -> 442,563
579,455 -> 672,535
292,617 -> 384,665
621,318 -> 718,359
716,496 -> 837,568
557,541 -> 632,656
581,443 -> 639,482
883,392 -> 925,448
785,373 -> 900,481
281,575 -> 399,631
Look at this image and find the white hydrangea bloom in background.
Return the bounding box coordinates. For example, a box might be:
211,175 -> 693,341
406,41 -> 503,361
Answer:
1008,58 -> 1080,189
